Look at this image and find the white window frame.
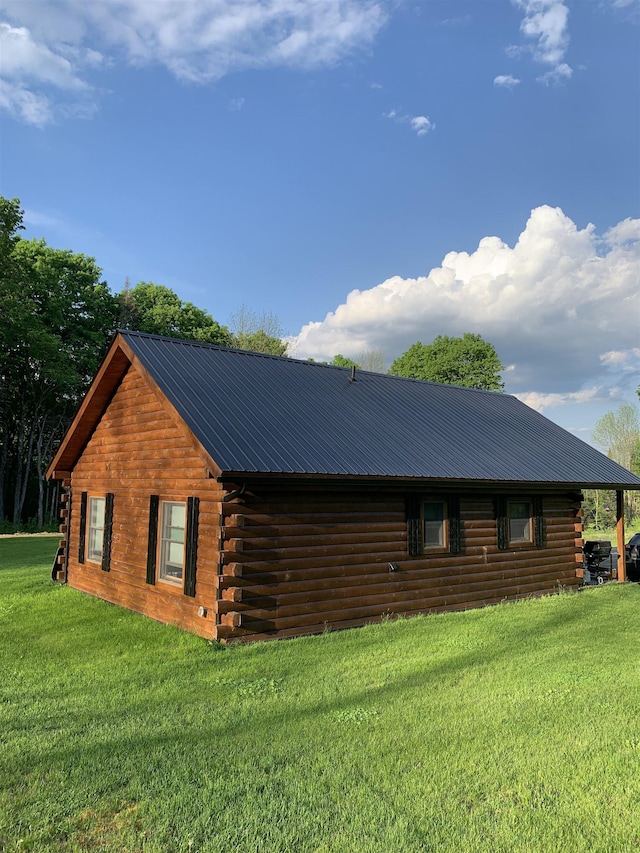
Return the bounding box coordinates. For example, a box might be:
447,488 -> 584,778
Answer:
87,496 -> 106,563
158,501 -> 186,584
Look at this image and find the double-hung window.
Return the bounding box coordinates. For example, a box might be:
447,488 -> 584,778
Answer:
159,501 -> 186,584
496,496 -> 544,549
508,500 -> 532,545
423,500 -> 447,550
407,495 -> 462,556
87,496 -> 106,562
79,492 -> 114,570
147,496 -> 199,596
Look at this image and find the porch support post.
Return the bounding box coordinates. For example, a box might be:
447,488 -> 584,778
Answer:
616,490 -> 626,583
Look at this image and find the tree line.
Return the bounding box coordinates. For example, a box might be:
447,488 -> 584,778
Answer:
13,192 -> 637,532
583,402 -> 640,530
0,197 -> 287,528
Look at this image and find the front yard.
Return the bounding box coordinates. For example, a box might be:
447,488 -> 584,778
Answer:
1,536 -> 640,852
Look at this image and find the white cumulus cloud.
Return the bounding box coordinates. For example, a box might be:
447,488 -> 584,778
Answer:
384,109 -> 435,136
537,61 -> 572,85
508,0 -> 573,86
0,20 -> 96,124
0,0 -> 387,124
516,0 -> 570,66
291,206 -> 640,410
494,74 -> 521,89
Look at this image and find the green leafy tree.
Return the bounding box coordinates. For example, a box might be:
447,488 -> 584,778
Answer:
235,329 -> 288,356
582,489 -> 617,531
592,404 -> 640,473
1,226 -> 118,524
592,403 -> 640,525
119,281 -> 233,346
389,333 -> 504,391
330,354 -> 360,369
229,304 -> 289,356
0,198 -> 26,522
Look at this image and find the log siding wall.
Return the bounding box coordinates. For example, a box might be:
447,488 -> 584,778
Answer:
67,366 -> 221,639
63,364 -> 584,643
218,488 -> 583,642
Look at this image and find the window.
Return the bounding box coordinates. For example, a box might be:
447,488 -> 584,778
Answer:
423,500 -> 447,549
87,497 -> 106,562
508,501 -> 532,544
159,501 -> 186,584
407,495 -> 462,556
147,496 -> 199,595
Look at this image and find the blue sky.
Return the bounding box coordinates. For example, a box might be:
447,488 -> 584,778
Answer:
1,0 -> 638,444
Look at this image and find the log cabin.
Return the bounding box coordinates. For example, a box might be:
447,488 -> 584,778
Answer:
47,331 -> 640,642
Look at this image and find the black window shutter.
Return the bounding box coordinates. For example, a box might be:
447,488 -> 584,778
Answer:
496,497 -> 508,550
101,493 -> 114,572
448,495 -> 462,554
406,496 -> 422,556
533,496 -> 545,548
78,491 -> 87,563
146,495 -> 159,585
184,496 -> 199,597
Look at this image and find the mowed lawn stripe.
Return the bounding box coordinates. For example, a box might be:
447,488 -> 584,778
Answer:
1,536 -> 640,852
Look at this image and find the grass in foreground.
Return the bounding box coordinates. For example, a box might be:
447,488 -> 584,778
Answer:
1,537 -> 640,852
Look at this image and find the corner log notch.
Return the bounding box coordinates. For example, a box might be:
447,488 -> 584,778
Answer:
51,474 -> 71,582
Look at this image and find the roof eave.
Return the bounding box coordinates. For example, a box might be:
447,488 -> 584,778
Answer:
216,470 -> 640,491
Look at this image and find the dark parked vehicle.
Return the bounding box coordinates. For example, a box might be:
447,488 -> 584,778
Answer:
626,533 -> 640,582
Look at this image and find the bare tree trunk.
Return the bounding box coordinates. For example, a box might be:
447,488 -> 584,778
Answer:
12,403 -> 37,525
36,413 -> 64,527
0,418 -> 8,522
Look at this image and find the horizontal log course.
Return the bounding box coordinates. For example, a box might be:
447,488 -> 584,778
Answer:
217,582 -> 569,642
69,484 -> 225,504
218,574 -> 578,638
71,472 -> 211,490
223,520 -> 406,540
221,548 -> 403,573
222,502 -> 406,519
70,543 -> 219,596
227,564 -> 577,622
219,550 -> 578,592
233,529 -> 406,552
232,538 -> 412,562
99,404 -> 172,429
220,556 -> 577,603
67,566 -> 216,638
83,429 -> 195,449
220,541 -> 577,579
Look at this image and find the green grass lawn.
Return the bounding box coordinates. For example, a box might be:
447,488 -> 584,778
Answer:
2,537 -> 640,852
584,525 -> 640,546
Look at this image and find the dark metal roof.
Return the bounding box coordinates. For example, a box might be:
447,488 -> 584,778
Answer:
120,330 -> 640,489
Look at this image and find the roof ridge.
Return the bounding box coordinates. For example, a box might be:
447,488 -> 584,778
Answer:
116,329 -> 511,396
